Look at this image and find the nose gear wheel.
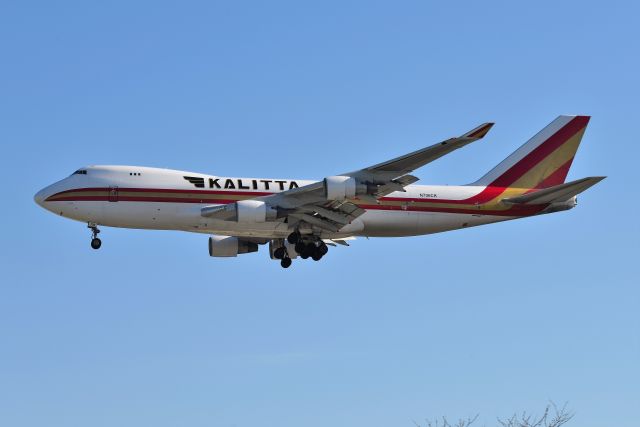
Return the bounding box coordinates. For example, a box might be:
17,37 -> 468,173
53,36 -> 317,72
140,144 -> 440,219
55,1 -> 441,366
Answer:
88,223 -> 102,250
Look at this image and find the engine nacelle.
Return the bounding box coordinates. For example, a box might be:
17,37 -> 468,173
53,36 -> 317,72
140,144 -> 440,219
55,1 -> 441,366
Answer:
209,235 -> 258,257
235,200 -> 277,222
324,175 -> 363,200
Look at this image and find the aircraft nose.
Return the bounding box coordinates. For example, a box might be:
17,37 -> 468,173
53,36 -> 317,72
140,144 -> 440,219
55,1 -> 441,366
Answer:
34,187 -> 49,207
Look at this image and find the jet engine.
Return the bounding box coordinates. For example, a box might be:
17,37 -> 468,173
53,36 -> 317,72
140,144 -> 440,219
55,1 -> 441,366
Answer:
324,176 -> 367,200
209,235 -> 259,257
217,200 -> 278,222
236,200 -> 277,222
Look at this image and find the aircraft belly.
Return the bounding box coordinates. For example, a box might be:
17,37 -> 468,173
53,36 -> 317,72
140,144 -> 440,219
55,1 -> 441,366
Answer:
55,201 -> 188,230
57,201 -> 515,240
359,210 -> 417,237
98,201 -> 181,229
196,217 -> 289,238
49,201 -> 104,224
69,201 -> 289,238
360,210 -> 512,237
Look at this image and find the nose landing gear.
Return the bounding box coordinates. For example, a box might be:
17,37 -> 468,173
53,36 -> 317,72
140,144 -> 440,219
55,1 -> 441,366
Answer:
88,223 -> 102,250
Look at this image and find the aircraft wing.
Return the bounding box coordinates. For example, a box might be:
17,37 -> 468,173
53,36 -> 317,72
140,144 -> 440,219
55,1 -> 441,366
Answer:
345,122 -> 494,183
202,122 -> 494,233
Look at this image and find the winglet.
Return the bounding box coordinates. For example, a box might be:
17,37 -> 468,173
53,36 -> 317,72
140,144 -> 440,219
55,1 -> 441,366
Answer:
462,122 -> 494,140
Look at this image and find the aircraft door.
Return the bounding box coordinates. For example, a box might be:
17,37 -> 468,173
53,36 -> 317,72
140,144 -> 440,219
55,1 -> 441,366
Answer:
108,186 -> 119,202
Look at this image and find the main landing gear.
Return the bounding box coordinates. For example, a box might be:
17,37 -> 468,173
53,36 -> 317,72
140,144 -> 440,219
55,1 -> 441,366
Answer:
276,232 -> 329,268
272,245 -> 293,268
280,257 -> 292,268
295,240 -> 328,261
287,231 -> 301,244
88,223 -> 102,250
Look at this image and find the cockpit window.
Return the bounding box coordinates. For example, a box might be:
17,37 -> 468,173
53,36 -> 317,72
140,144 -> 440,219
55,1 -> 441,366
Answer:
72,169 -> 87,175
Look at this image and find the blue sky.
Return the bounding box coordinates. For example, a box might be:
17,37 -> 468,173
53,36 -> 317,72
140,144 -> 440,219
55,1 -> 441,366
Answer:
1,1 -> 638,426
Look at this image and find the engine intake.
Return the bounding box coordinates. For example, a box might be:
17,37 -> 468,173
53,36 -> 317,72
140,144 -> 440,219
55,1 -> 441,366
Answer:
209,236 -> 258,257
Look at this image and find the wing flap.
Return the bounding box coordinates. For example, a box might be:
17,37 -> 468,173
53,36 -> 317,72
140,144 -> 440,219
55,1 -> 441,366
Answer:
323,236 -> 356,246
373,174 -> 420,197
289,212 -> 341,232
300,205 -> 351,225
294,201 -> 365,232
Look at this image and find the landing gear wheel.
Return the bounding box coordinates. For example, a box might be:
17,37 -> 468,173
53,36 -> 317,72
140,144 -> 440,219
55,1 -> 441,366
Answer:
295,241 -> 306,254
91,238 -> 102,250
318,242 -> 329,256
287,232 -> 300,244
311,251 -> 323,261
304,242 -> 316,257
274,247 -> 286,260
280,257 -> 292,268
88,223 -> 102,250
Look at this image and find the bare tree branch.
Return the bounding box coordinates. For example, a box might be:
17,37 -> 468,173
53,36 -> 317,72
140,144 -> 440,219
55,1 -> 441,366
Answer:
497,402 -> 573,427
416,402 -> 573,427
414,414 -> 479,427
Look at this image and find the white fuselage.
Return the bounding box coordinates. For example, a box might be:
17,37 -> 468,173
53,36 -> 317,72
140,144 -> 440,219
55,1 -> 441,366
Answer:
35,165 -> 518,239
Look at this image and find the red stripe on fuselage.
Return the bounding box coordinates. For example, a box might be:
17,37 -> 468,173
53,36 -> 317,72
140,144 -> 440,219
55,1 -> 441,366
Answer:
46,187 -> 545,217
50,187 -> 273,197
380,186 -> 508,205
48,187 -> 500,205
356,203 -> 545,216
49,195 -> 241,204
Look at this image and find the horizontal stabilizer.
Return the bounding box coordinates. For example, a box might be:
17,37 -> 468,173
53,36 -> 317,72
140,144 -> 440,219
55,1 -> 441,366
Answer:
502,176 -> 605,205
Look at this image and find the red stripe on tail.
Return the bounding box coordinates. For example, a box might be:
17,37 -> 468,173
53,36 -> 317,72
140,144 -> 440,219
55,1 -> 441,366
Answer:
488,115 -> 589,188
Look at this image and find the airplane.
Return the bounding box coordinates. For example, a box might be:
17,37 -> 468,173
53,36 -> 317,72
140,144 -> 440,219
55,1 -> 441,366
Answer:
34,115 -> 604,268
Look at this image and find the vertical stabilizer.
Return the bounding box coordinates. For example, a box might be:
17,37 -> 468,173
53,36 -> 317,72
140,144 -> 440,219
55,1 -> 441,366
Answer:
472,115 -> 590,189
